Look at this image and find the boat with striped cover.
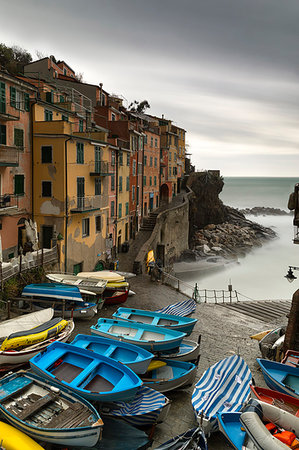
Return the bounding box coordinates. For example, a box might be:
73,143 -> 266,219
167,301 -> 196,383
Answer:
113,307 -> 197,335
250,385 -> 299,415
156,298 -> 197,317
70,334 -> 153,374
155,427 -> 208,450
0,370 -> 103,447
90,318 -> 186,352
257,358 -> 299,399
141,359 -> 197,393
30,341 -> 143,402
101,385 -> 171,427
158,338 -> 200,363
192,354 -> 252,435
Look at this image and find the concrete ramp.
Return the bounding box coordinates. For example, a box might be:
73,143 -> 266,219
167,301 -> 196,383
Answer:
219,300 -> 291,322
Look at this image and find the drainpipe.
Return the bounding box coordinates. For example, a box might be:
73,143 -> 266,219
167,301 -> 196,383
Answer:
141,133 -> 145,220
115,148 -> 119,255
30,96 -> 38,222
64,136 -> 72,272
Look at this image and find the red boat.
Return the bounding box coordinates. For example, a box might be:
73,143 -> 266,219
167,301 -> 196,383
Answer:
103,289 -> 129,305
250,385 -> 299,416
282,350 -> 299,368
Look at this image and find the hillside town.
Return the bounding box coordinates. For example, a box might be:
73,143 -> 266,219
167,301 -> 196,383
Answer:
0,54 -> 192,272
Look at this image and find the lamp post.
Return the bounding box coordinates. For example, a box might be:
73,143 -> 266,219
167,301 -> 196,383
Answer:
284,266 -> 299,283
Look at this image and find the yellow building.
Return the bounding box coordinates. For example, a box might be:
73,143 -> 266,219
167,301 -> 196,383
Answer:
32,95 -> 112,273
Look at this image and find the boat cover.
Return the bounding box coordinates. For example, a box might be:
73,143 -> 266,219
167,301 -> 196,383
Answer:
156,299 -> 196,317
155,427 -> 207,450
0,308 -> 54,339
7,317 -> 63,339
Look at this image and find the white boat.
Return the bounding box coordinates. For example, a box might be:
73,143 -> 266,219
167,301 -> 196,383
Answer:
78,270 -> 125,282
0,308 -> 54,340
158,339 -> 200,363
46,273 -> 107,294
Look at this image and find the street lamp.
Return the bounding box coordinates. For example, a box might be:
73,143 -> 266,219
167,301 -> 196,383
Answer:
285,266 -> 299,283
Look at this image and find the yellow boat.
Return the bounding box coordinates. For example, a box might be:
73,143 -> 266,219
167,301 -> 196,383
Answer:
106,281 -> 129,290
250,329 -> 272,341
1,317 -> 68,351
0,421 -> 43,450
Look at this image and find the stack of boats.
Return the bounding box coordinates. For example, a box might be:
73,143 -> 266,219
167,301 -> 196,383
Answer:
0,298 -> 202,448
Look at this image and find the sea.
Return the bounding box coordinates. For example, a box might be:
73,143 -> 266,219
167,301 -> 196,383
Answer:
174,177 -> 299,301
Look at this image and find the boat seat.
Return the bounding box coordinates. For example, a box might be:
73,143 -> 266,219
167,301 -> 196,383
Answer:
18,392 -> 58,420
283,375 -> 299,393
84,374 -> 114,393
52,362 -> 84,383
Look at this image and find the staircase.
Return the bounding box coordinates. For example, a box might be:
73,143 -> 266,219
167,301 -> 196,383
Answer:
139,212 -> 159,231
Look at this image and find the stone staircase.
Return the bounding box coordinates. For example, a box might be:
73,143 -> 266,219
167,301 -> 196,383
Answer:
139,212 -> 159,231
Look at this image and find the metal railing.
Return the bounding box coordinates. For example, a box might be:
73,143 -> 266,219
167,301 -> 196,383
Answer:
89,161 -> 111,175
69,195 -> 109,212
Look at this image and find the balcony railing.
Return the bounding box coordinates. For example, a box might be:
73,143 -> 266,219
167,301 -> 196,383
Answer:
70,195 -> 108,213
0,146 -> 20,166
89,161 -> 112,176
0,194 -> 18,215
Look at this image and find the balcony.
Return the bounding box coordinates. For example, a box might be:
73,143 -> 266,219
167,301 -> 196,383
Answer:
0,145 -> 20,166
89,161 -> 112,176
70,195 -> 108,213
0,194 -> 18,215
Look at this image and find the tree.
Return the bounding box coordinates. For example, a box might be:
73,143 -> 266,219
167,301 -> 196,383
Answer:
129,99 -> 150,113
0,43 -> 32,74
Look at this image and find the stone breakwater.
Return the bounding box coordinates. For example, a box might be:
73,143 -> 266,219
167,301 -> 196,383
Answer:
189,206 -> 277,260
238,206 -> 291,216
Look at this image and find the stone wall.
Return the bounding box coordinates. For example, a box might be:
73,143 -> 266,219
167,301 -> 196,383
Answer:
134,193 -> 190,273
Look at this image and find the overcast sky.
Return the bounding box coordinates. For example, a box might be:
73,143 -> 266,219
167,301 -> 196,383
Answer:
2,0 -> 299,176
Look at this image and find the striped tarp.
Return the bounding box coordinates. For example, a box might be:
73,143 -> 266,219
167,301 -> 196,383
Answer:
108,386 -> 169,427
156,299 -> 196,317
192,355 -> 252,433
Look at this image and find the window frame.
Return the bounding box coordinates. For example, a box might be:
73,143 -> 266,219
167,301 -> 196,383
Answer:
82,218 -> 90,237
42,180 -> 52,197
41,146 -> 52,163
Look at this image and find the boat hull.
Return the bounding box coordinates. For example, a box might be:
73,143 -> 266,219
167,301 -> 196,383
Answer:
22,283 -> 84,301
103,289 -> 129,305
250,385 -> 299,415
257,358 -> 299,399
46,273 -> 107,294
142,360 -> 197,393
33,302 -> 97,320
157,339 -> 200,362
0,421 -> 44,450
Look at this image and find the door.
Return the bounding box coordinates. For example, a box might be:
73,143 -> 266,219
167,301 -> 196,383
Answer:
95,146 -> 101,173
149,195 -> 154,211
77,177 -> 85,209
42,225 -> 53,249
73,262 -> 83,275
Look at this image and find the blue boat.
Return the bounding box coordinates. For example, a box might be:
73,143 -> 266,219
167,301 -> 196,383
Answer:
70,334 -> 153,374
191,355 -> 252,435
0,370 -> 103,447
156,298 -> 197,317
91,318 -> 186,352
217,412 -> 246,449
113,307 -> 197,335
155,427 -> 207,450
257,358 -> 299,399
30,341 -> 142,402
158,338 -> 200,363
101,386 -> 171,427
141,359 -> 197,393
22,283 -> 85,301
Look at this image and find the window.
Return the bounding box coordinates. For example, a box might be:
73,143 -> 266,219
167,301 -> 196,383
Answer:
155,138 -> 158,148
10,86 -> 16,108
150,176 -> 152,186
59,95 -> 65,103
118,203 -> 122,218
61,114 -> 68,122
111,201 -> 115,218
42,181 -> 52,197
132,185 -> 135,201
111,174 -> 115,190
0,125 -> 6,145
44,109 -> 53,121
111,151 -> 115,166
169,152 -> 172,161
95,177 -> 101,195
173,166 -> 177,175
156,195 -> 159,207
127,152 -> 130,166
144,134 -> 148,144
133,160 -> 136,176
41,146 -> 52,163
150,137 -> 153,147
137,186 -> 139,205
119,151 -> 123,166
24,93 -> 30,112
125,202 -> 129,216
126,176 -> 130,191
76,142 -> 84,164
154,157 -> 157,168
111,113 -> 116,121
154,176 -> 157,186
46,91 -> 53,103
169,167 -> 171,177
95,216 -> 101,232
82,218 -> 90,237
119,176 -> 123,192
144,155 -> 147,166
150,157 -> 153,167
0,82 -> 6,114
138,163 -> 142,174
143,175 -> 146,186
79,119 -> 84,132
14,174 -> 24,195
174,153 -> 177,161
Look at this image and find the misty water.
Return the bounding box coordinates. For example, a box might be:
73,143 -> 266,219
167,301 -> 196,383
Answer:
174,177 -> 299,300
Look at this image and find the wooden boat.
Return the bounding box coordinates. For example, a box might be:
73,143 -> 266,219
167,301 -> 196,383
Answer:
0,308 -> 54,340
103,288 -> 129,305
101,385 -> 171,427
157,338 -> 200,363
30,341 -> 143,402
192,355 -> 252,435
46,272 -> 107,294
250,329 -> 272,341
90,318 -> 186,352
113,307 -> 197,335
155,427 -> 208,450
282,350 -> 299,368
259,326 -> 286,361
141,359 -> 197,393
257,358 -> 299,399
0,421 -> 44,450
78,270 -> 125,282
250,385 -> 299,415
0,370 -> 103,447
0,319 -> 74,367
22,283 -> 95,301
240,399 -> 299,449
70,334 -> 154,374
156,298 -> 197,317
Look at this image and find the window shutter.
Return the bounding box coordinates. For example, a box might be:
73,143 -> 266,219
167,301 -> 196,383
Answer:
10,87 -> 16,108
24,93 -> 30,111
14,175 -> 24,195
